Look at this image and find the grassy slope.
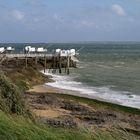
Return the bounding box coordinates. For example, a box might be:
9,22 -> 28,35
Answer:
0,111 -> 139,140
0,111 -> 99,140
5,67 -> 47,91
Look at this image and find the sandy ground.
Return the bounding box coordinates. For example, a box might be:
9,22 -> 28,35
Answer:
33,108 -> 70,118
28,84 -> 64,93
27,84 -> 84,97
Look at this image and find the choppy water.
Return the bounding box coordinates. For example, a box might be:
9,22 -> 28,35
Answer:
45,42 -> 140,109
1,42 -> 140,108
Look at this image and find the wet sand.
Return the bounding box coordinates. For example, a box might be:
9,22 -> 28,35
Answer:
27,84 -> 120,106
28,85 -> 63,93
28,84 -> 82,96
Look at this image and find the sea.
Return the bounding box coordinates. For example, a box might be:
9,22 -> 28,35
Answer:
1,42 -> 140,109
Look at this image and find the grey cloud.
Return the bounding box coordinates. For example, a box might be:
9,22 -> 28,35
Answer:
24,0 -> 47,7
0,4 -> 7,9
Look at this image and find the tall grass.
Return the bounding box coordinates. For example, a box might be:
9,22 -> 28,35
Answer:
0,111 -> 139,140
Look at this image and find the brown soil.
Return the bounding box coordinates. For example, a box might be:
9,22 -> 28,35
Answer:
28,85 -> 60,93
24,91 -> 140,136
33,108 -> 70,118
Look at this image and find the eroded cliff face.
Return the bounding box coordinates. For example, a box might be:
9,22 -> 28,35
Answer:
0,58 -> 53,91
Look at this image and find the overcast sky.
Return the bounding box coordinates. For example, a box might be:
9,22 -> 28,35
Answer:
0,0 -> 140,43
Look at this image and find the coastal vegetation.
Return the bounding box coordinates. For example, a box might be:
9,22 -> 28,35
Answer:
0,109 -> 139,140
0,73 -> 31,116
0,58 -> 140,139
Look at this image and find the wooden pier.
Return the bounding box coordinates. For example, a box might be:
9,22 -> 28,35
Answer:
5,54 -> 53,59
0,53 -> 78,74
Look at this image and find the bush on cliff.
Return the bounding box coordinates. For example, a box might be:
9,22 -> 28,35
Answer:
0,73 -> 31,117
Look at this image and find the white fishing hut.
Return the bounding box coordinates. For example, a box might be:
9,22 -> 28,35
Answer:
6,46 -> 15,54
0,47 -> 5,54
36,47 -> 47,53
25,46 -> 36,53
55,49 -> 76,57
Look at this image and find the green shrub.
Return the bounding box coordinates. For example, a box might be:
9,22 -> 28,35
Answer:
0,73 -> 31,117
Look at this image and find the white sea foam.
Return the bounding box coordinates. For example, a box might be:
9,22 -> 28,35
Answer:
42,70 -> 140,109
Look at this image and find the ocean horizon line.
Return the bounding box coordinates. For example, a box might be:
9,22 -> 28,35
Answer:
1,41 -> 140,44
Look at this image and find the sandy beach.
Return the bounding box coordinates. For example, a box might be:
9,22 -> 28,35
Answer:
27,84 -> 123,107
28,83 -> 122,106
27,84 -> 95,99
28,84 -> 63,93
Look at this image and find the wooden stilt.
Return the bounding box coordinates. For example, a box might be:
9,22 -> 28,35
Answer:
44,54 -> 47,73
67,55 -> 70,75
6,57 -> 8,65
5,52 -> 8,65
54,56 -> 57,73
52,56 -> 55,73
35,56 -> 38,66
59,54 -> 62,74
52,56 -> 57,73
16,57 -> 18,67
25,53 -> 28,68
65,58 -> 67,74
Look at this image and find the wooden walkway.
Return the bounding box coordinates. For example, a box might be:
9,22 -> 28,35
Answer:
0,53 -> 79,62
5,53 -> 53,58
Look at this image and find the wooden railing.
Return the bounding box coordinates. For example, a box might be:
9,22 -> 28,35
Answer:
5,53 -> 53,58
